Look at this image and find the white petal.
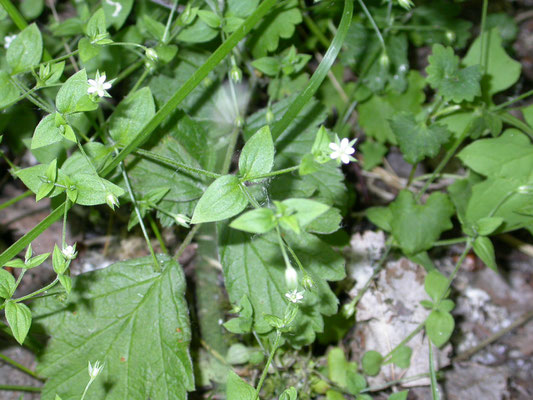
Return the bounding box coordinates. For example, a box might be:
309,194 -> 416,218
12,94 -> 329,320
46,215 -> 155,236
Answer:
98,75 -> 107,84
341,154 -> 350,164
97,89 -> 105,97
87,86 -> 97,94
340,138 -> 350,149
329,142 -> 339,151
330,151 -> 340,160
345,147 -> 355,155
102,82 -> 112,90
88,79 -> 97,86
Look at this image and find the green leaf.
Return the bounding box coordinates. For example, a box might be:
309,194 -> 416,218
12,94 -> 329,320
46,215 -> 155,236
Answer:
177,18 -> 218,43
26,253 -> 50,269
361,350 -> 383,376
223,295 -> 253,334
425,310 -> 454,347
31,114 -> 66,149
33,256 -> 194,399
279,387 -> 298,400
226,343 -> 251,365
191,175 -> 248,224
472,216 -> 504,236
78,38 -> 100,62
306,208 -> 342,235
239,126 -> 275,179
473,236 -> 497,271
424,270 -> 449,302
390,191 -> 455,255
229,208 -> 277,234
358,71 -> 426,144
102,0 -> 133,29
109,87 -> 156,146
7,24 -> 43,74
346,370 -> 367,396
0,269 -> 16,299
56,70 -> 98,114
226,0 -> 259,18
360,141 -> 387,170
463,29 -> 521,96
5,301 -> 32,345
226,371 -> 255,400
426,44 -> 481,103
390,113 -> 451,164
0,70 -> 20,108
249,0 -> 302,57
328,347 -> 353,388
219,228 -> 345,345
16,164 -> 66,199
140,14 -> 166,40
388,390 -> 409,400
438,299 -> 455,313
85,9 -> 107,39
71,173 -> 125,206
251,57 -> 281,76
390,346 -> 412,369
281,198 -> 330,230
197,10 -> 221,28
366,206 -> 392,232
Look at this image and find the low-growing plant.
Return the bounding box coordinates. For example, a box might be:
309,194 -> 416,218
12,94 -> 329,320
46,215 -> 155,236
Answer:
0,0 -> 531,399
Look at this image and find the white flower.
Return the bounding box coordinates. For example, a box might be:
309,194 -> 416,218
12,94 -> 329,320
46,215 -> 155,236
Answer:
285,266 -> 298,289
285,289 -> 304,304
4,34 -> 16,49
397,0 -> 414,10
62,244 -> 77,260
329,136 -> 357,164
174,214 -> 190,228
88,360 -> 104,379
87,71 -> 112,98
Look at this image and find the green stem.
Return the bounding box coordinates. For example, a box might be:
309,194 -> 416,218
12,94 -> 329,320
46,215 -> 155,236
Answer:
433,237 -> 469,247
0,190 -> 31,211
254,330 -> 281,400
271,0 -> 353,140
275,226 -> 293,271
361,373 -> 430,393
429,340 -> 440,400
382,322 -> 425,361
0,85 -> 39,111
0,353 -> 43,381
493,89 -> 533,111
13,277 -> 59,303
162,0 -> 179,44
302,9 -> 330,49
357,0 -> 386,52
0,385 -> 41,392
113,59 -> 144,85
240,184 -> 262,209
174,224 -> 200,261
498,112 -> 533,139
479,0 -> 489,74
415,127 -> 470,202
129,68 -> 150,94
244,166 -> 299,181
149,215 -> 168,255
222,126 -> 241,174
132,148 -> 221,179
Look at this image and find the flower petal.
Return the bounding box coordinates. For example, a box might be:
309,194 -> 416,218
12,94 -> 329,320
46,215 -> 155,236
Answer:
329,142 -> 339,151
341,154 -> 350,164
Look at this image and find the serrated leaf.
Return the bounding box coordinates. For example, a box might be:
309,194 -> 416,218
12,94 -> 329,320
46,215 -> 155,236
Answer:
239,126 -> 274,179
463,29 -> 521,96
390,112 -> 451,164
426,44 -> 481,103
425,310 -> 454,347
361,350 -> 382,376
249,0 -> 302,57
5,301 -> 32,345
390,191 -> 454,255
33,256 -> 193,400
7,24 -> 43,74
473,236 -> 497,271
56,70 -> 97,114
109,87 -> 155,146
191,175 -> 248,224
0,269 -> 16,299
219,227 -> 345,346
226,371 -> 255,400
229,208 -> 277,234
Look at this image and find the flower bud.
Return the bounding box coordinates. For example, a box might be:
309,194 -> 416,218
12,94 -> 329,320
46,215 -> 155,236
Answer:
445,30 -> 456,44
145,47 -> 158,62
62,244 -> 78,261
285,266 -> 298,289
105,193 -> 119,210
302,274 -> 315,291
88,360 -> 104,379
397,0 -> 414,10
379,52 -> 390,70
266,108 -> 275,124
174,214 -> 191,228
230,65 -> 242,83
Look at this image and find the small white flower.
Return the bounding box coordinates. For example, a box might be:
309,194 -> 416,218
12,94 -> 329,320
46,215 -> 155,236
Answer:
88,360 -> 104,379
87,71 -> 112,98
329,136 -> 357,164
285,266 -> 298,289
4,34 -> 16,49
105,193 -> 119,210
285,289 -> 304,304
62,244 -> 77,260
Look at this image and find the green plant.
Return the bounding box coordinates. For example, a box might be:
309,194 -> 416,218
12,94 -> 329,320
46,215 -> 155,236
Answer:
0,0 -> 531,399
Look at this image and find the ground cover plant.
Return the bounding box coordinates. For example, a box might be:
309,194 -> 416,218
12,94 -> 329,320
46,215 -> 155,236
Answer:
0,0 -> 533,399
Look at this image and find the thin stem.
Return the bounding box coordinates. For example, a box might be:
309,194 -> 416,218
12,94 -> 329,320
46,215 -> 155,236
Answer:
0,85 -> 38,111
244,165 -> 300,181
435,241 -> 472,306
10,78 -> 53,113
132,148 -> 221,179
13,277 -> 59,303
129,68 -> 150,94
429,340 -> 440,400
163,0 -> 179,44
174,224 -> 200,261
479,0 -> 489,74
493,89 -> 533,111
357,0 -> 386,52
254,330 -> 281,400
382,322 -> 425,361
62,198 -> 69,249
0,353 -> 43,381
276,226 -> 294,271
361,373 -> 430,392
240,184 -> 262,209
0,385 -> 41,392
113,59 -> 144,85
222,126 -> 241,174
433,237 -> 469,247
149,215 -> 168,255
302,9 -> 330,48
406,164 -> 417,187
498,112 -> 533,139
0,190 -> 31,211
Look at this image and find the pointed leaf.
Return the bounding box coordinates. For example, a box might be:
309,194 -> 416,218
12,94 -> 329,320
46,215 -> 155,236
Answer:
226,371 -> 255,400
7,24 -> 43,74
5,301 -> 32,345
239,126 -> 275,179
425,310 -> 455,347
229,208 -> 277,234
473,236 -> 497,271
0,269 -> 16,299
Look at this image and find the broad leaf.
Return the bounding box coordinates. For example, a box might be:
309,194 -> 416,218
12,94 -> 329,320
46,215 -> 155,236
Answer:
229,208 -> 277,234
219,227 -> 345,346
33,256 -> 194,400
191,175 -> 248,224
390,346 -> 412,369
0,70 -> 20,108
226,371 -> 255,400
5,301 -> 32,345
425,310 -> 454,347
56,70 -> 98,114
0,269 -> 16,299
102,0 -> 133,29
426,44 -> 481,103
424,270 -> 449,302
71,173 -> 124,206
239,126 -> 274,179
463,29 -> 521,96
31,114 -> 66,149
390,191 -> 454,255
473,236 -> 497,271
7,24 -> 43,74
390,112 -> 451,164
109,87 -> 155,146
361,350 -> 382,376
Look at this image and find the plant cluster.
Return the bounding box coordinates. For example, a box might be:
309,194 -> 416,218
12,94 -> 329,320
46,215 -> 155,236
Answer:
0,0 -> 531,399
